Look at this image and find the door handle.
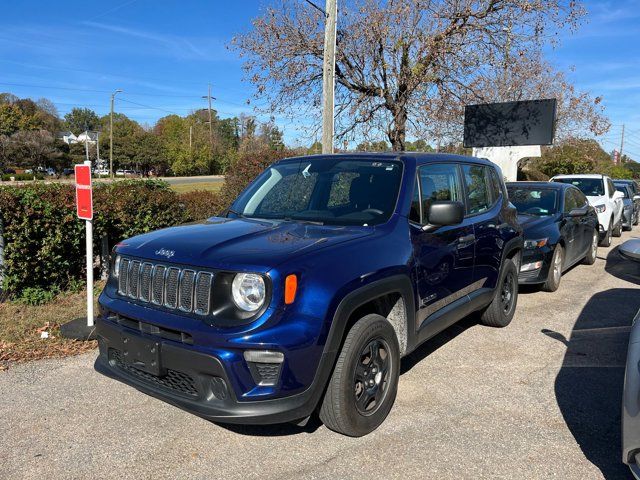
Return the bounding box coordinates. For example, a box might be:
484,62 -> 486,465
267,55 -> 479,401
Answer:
457,234 -> 476,244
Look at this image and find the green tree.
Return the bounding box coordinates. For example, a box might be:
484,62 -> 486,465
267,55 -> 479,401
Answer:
64,108 -> 100,134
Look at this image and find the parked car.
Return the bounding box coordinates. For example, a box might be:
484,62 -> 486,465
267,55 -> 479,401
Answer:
62,168 -> 74,176
95,153 -> 523,436
45,168 -> 56,177
620,238 -> 640,477
94,168 -> 109,176
614,183 -> 638,231
550,174 -> 624,247
615,180 -> 640,227
115,169 -> 125,176
2,168 -> 16,175
506,182 -> 598,291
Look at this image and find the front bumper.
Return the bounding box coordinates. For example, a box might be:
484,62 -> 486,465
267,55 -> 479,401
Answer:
94,317 -> 328,425
518,248 -> 553,284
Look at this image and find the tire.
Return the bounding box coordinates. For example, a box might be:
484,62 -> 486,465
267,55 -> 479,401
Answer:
480,258 -> 518,328
583,228 -> 598,265
600,221 -> 612,247
319,314 -> 400,437
543,245 -> 564,292
613,219 -> 623,237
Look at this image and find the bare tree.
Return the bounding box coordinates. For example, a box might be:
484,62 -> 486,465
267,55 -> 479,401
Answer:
233,0 -> 589,150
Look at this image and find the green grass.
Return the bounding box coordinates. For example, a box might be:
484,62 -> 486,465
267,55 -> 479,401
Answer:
170,181 -> 224,194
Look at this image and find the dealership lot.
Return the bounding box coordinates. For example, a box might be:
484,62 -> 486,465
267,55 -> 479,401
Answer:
1,234 -> 639,479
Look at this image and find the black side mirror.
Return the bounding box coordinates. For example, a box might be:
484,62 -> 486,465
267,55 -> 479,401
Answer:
424,201 -> 465,230
568,207 -> 588,217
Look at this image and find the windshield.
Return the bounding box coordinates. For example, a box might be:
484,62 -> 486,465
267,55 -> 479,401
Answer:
553,178 -> 604,196
507,187 -> 558,216
615,184 -> 630,198
231,158 -> 403,226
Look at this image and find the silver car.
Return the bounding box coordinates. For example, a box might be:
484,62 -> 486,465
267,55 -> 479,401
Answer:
622,239 -> 640,477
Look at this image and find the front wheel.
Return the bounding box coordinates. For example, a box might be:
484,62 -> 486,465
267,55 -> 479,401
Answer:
613,219 -> 623,237
583,229 -> 598,265
480,258 -> 518,327
543,245 -> 564,292
600,221 -> 612,247
319,314 -> 400,437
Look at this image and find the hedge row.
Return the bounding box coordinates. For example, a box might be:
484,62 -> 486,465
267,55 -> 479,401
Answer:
0,180 -> 223,298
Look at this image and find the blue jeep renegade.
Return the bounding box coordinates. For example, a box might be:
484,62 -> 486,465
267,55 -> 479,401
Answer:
96,153 -> 523,436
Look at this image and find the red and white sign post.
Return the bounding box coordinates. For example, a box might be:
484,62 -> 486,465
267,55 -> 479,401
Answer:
75,161 -> 94,327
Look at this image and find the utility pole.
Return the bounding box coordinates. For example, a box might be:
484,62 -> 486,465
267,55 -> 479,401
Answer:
84,128 -> 90,162
620,124 -> 626,161
189,125 -> 193,151
96,131 -> 100,166
321,0 -> 337,154
110,89 -> 123,179
202,85 -> 216,154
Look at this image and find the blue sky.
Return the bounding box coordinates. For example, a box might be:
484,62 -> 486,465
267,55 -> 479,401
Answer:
1,0 -> 639,156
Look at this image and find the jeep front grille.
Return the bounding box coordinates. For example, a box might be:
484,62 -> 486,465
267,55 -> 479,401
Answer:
118,258 -> 213,315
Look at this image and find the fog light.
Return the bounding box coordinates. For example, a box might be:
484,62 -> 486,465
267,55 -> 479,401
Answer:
244,350 -> 284,363
244,350 -> 284,386
521,261 -> 543,272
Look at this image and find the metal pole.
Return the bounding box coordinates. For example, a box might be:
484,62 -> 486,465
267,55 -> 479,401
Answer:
189,125 -> 193,151
207,84 -> 213,150
321,0 -> 337,154
110,95 -> 114,178
84,130 -> 89,162
620,124 -> 625,161
110,89 -> 122,179
84,159 -> 94,327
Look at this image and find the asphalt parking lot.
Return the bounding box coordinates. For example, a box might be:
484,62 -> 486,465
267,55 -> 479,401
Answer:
1,233 -> 639,480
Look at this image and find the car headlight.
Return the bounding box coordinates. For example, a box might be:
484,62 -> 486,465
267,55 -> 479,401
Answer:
594,204 -> 606,213
232,273 -> 266,312
524,238 -> 548,249
113,254 -> 121,278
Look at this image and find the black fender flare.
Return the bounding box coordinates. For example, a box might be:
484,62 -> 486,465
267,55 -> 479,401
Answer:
303,274 -> 416,413
501,235 -> 524,273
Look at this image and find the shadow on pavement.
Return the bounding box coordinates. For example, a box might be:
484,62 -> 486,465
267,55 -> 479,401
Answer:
218,316 -> 478,436
543,248 -> 640,478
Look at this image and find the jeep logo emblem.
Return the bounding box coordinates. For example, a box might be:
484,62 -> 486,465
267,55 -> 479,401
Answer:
155,248 -> 175,259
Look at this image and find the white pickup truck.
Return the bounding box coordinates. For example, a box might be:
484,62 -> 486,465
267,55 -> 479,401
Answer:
550,174 -> 624,247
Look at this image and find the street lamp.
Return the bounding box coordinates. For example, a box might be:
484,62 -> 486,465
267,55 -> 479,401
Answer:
110,89 -> 123,179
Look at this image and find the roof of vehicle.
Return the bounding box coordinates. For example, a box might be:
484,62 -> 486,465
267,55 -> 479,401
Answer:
274,152 -> 495,168
506,181 -> 573,190
550,173 -> 606,179
614,179 -> 636,183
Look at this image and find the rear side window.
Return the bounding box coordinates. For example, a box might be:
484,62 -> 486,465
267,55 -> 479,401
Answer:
462,164 -> 491,215
416,163 -> 463,223
488,167 -> 503,204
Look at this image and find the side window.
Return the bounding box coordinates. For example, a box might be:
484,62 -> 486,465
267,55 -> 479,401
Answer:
563,189 -> 579,213
417,163 -> 463,223
573,189 -> 588,208
462,164 -> 491,215
488,167 -> 503,204
608,179 -> 615,198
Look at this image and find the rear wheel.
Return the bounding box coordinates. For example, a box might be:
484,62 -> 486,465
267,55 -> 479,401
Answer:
600,221 -> 612,247
583,229 -> 598,265
543,245 -> 564,292
319,314 -> 400,437
480,258 -> 518,328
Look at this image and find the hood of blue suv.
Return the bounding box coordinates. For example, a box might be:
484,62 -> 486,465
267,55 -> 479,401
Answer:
115,217 -> 373,270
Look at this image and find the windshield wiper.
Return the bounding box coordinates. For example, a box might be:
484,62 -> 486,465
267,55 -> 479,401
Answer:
283,217 -> 324,226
